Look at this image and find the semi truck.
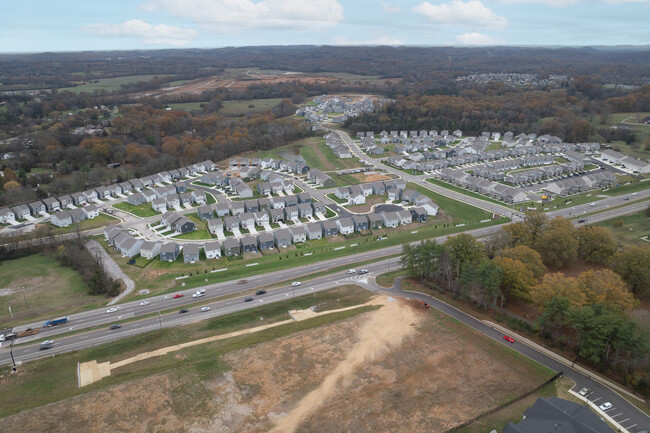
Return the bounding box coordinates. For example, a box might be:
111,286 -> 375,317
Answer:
43,317 -> 68,328
16,328 -> 39,338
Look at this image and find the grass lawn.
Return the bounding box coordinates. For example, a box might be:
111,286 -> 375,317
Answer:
59,75 -> 166,94
112,201 -> 160,218
376,269 -> 406,288
218,98 -> 283,116
166,101 -> 206,111
0,286 -> 375,418
0,254 -> 105,326
602,179 -> 650,196
485,142 -> 505,151
595,209 -> 650,247
299,137 -> 365,171
172,213 -> 215,240
326,193 -> 347,204
407,182 -> 493,222
44,213 -> 120,235
427,178 -> 508,207
205,192 -> 217,205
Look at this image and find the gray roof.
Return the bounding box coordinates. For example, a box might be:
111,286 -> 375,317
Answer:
183,244 -> 199,255
204,241 -> 220,252
160,242 -> 178,254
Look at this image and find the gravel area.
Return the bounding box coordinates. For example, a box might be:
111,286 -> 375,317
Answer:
86,239 -> 135,306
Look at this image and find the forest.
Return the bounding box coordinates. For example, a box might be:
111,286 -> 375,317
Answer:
400,212 -> 650,397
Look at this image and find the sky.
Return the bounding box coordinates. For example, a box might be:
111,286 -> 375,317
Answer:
1,0 -> 649,53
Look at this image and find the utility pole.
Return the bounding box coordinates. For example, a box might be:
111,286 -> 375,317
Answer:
9,339 -> 17,372
158,311 -> 162,329
22,291 -> 28,308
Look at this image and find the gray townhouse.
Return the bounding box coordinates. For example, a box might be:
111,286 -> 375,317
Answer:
11,204 -> 30,220
28,201 -> 46,216
270,208 -> 285,223
57,195 -> 74,209
368,213 -> 383,229
197,205 -> 214,220
298,203 -> 313,219
224,216 -> 240,232
94,186 -> 110,199
306,222 -> 323,240
258,197 -> 272,211
311,202 -> 327,215
257,232 -> 275,251
127,192 -> 146,206
222,238 -> 241,257
139,241 -> 162,259
215,202 -> 230,217
397,210 -> 412,225
119,181 -> 133,194
204,241 -> 221,259
321,220 -> 339,237
381,212 -> 399,228
244,199 -> 259,213
207,218 -> 223,235
254,211 -> 269,226
284,205 -> 299,220
191,190 -> 207,205
336,217 -> 354,235
152,198 -> 167,213
50,211 -> 72,228
107,184 -> 122,197
69,208 -> 87,223
160,242 -> 180,261
183,244 -> 200,263
240,236 -> 258,254
230,201 -> 245,215
352,215 -> 369,231
42,197 -> 61,212
291,226 -> 307,243
239,212 -> 255,229
274,229 -> 293,248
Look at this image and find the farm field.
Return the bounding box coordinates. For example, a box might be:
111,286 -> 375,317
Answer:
219,98 -> 284,116
0,291 -> 555,433
59,75 -> 167,94
0,254 -> 104,326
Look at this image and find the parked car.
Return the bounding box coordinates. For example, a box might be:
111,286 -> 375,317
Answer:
140,301 -> 150,306
173,293 -> 184,299
201,306 -> 211,312
503,335 -> 515,343
244,297 -> 254,302
179,309 -> 189,314
578,387 -> 590,396
106,307 -> 118,313
110,324 -> 121,330
599,402 -> 612,411
291,282 -> 301,287
256,289 -> 267,295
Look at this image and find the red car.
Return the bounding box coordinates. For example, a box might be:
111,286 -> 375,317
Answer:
172,293 -> 184,299
503,335 -> 515,343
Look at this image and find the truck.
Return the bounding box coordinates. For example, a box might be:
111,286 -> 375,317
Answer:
43,317 -> 68,328
16,328 -> 39,338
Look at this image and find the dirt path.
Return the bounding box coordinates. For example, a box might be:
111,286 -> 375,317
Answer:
268,297 -> 420,433
86,239 -> 135,306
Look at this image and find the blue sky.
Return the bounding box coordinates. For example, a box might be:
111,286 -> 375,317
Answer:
1,0 -> 649,53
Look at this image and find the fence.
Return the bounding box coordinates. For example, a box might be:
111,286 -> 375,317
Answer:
444,371 -> 563,433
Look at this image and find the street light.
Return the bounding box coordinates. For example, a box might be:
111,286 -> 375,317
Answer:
9,338 -> 17,372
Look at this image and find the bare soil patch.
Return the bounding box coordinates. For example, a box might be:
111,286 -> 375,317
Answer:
0,299 -> 550,433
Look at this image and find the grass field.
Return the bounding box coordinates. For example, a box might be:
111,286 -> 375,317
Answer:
407,182 -> 494,222
0,286 -> 373,418
112,201 -> 160,218
166,101 -> 206,111
596,209 -> 650,247
42,213 -> 120,235
59,75 -> 167,94
427,178 -> 508,207
299,137 -> 365,171
219,98 -> 284,116
0,254 -> 104,326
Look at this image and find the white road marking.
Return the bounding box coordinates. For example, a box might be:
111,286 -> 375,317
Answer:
592,397 -> 602,402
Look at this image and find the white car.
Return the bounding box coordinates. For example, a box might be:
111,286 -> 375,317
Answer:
599,402 -> 612,411
192,292 -> 205,298
140,301 -> 150,306
578,387 -> 589,396
199,289 -> 206,294
106,307 -> 118,313
201,306 -> 211,312
590,202 -> 596,206
346,269 -> 356,274
291,281 -> 301,287
41,340 -> 54,345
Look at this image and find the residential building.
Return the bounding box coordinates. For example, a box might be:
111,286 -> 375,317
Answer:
274,229 -> 293,248
183,244 -> 200,263
139,241 -> 162,259
322,220 -> 339,237
240,236 -> 258,254
207,218 -> 224,235
368,213 -> 383,229
41,197 -> 61,212
50,211 -> 72,227
204,241 -> 222,259
352,215 -> 369,231
291,226 -> 307,243
197,205 -> 214,220
222,238 -> 241,257
127,192 -> 146,206
257,232 -> 275,250
11,204 -> 30,220
160,242 -> 180,261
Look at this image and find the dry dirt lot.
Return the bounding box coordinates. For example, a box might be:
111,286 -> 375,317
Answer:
0,299 -> 550,433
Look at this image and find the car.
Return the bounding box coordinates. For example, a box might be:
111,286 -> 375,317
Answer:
192,292 -> 205,298
41,340 -> 54,345
199,289 -> 206,294
39,342 -> 53,350
590,202 -> 596,206
358,269 -> 368,274
238,279 -> 247,285
578,387 -> 590,396
172,293 -> 184,299
244,297 -> 254,302
291,282 -> 301,287
140,301 -> 150,306
346,269 -> 356,274
599,402 -> 612,411
632,192 -> 638,196
577,218 -> 586,223
624,197 -> 630,200
179,309 -> 189,314
201,306 -> 211,312
256,289 -> 267,295
503,335 -> 515,343
109,324 -> 121,330
106,307 -> 118,313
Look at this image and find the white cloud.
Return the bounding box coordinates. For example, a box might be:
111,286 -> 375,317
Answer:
413,0 -> 508,30
381,2 -> 402,13
498,0 -> 579,5
140,0 -> 344,31
455,32 -> 504,45
83,19 -> 197,45
602,0 -> 650,3
332,34 -> 403,46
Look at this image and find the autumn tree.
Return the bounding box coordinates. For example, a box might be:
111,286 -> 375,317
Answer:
535,217 -> 578,268
531,273 -> 585,308
611,245 -> 650,299
501,222 -> 532,248
493,256 -> 535,303
499,245 -> 546,279
576,225 -> 618,263
578,269 -> 637,313
524,211 -> 548,247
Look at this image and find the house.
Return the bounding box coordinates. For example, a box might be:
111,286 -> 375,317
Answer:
336,217 -> 354,235
179,192 -> 193,206
311,202 -> 327,215
306,222 -> 323,240
348,192 -> 365,205
352,215 -> 369,231
107,184 -> 122,197
359,184 -> 373,196
173,183 -> 187,194
119,181 -> 133,194
152,198 -> 167,213
257,232 -> 275,250
139,241 -> 161,259
197,205 -> 214,220
224,216 -> 240,232
397,210 -> 412,225
258,197 -> 272,211
118,236 -> 143,258
70,192 -> 86,206
57,195 -> 74,209
285,195 -> 298,207
410,207 -> 428,223
270,208 -> 285,223
11,204 -> 30,220
368,213 -> 383,229
297,192 -> 311,203
94,186 -> 110,200
254,211 -> 270,226
191,190 -> 207,205
28,201 -> 46,216
230,201 -> 245,215
142,189 -> 157,203
173,216 -> 195,234
401,189 -> 419,203
165,195 -> 180,209
335,187 -> 350,200
161,211 -> 180,229
257,182 -> 272,195
503,397 -> 614,433
207,218 -> 223,235
83,189 -> 98,202
204,241 -> 222,259
284,205 -> 299,220
41,197 -> 61,212
297,203 -> 313,218
50,211 -> 72,227
274,229 -> 293,248
0,207 -> 16,224
82,204 -> 99,219
222,238 -> 241,257
183,244 -> 200,263
381,212 -> 399,228
68,208 -> 86,223
244,199 -> 259,213
321,220 -> 339,237
271,197 -> 286,209
239,212 -> 255,228
215,202 -> 230,217
127,192 -> 146,206
240,235 -> 257,254
291,226 -> 307,243
160,242 -> 180,261
139,176 -> 153,188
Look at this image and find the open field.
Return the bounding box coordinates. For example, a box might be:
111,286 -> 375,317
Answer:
112,201 -> 160,217
407,182 -> 494,222
37,213 -> 120,235
300,137 -> 365,171
166,101 -> 206,111
595,209 -> 650,247
330,171 -> 394,187
219,98 -> 284,116
0,254 -> 104,326
0,290 -> 554,433
427,178 -> 508,207
59,75 -> 167,94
